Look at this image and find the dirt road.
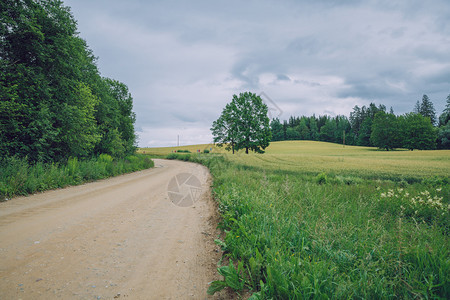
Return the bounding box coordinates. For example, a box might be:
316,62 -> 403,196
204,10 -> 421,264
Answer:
0,159 -> 224,299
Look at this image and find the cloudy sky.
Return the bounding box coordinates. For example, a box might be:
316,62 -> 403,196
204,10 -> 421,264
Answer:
64,0 -> 450,147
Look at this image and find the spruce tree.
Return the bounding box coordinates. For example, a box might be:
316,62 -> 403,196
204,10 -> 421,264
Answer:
417,95 -> 437,125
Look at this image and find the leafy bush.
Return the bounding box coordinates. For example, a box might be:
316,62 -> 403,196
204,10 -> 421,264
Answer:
166,153 -> 191,161
315,172 -> 328,184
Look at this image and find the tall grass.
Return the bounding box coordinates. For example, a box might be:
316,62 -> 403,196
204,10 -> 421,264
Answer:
169,148 -> 449,299
0,154 -> 154,200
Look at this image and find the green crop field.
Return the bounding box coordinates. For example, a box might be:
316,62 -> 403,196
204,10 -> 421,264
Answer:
143,141 -> 449,298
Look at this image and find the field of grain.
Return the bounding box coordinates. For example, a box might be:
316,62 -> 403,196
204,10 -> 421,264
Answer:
142,141 -> 450,179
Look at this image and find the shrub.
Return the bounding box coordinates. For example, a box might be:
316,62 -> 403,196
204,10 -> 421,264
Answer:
315,172 -> 328,184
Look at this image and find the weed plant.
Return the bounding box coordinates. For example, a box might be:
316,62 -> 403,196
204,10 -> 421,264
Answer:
0,154 -> 154,200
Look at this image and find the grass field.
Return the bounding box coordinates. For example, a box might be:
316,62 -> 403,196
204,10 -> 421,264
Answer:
143,141 -> 449,298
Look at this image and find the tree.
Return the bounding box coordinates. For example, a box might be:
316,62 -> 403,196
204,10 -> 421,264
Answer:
416,94 -> 437,125
370,111 -> 400,150
437,123 -> 450,149
438,94 -> 450,127
319,117 -> 336,142
211,103 -> 239,154
297,117 -> 310,140
309,116 -> 319,141
401,113 -> 436,150
60,82 -> 100,157
286,127 -> 300,140
270,118 -> 283,141
437,95 -> 450,149
211,92 -> 271,154
357,118 -> 373,146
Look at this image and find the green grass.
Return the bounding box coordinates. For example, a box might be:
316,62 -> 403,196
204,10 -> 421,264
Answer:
157,141 -> 449,298
0,154 -> 154,200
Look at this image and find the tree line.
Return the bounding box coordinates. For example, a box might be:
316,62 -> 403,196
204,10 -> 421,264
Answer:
270,94 -> 450,150
0,0 -> 137,163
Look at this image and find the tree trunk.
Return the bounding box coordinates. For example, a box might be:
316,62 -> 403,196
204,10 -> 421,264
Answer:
246,147 -> 248,154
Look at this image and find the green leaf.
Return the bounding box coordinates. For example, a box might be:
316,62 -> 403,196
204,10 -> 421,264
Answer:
207,280 -> 227,295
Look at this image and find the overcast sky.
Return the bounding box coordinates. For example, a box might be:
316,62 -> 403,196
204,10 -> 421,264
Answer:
64,0 -> 450,147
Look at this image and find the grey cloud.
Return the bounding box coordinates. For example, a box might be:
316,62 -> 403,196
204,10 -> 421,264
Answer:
277,74 -> 291,81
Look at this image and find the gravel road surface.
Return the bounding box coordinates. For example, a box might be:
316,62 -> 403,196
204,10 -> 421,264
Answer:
0,159 -> 223,299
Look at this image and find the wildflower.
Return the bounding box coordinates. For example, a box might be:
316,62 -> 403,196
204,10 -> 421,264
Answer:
436,188 -> 442,192
381,193 -> 386,198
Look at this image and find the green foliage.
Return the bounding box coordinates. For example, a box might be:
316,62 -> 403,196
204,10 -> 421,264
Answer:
0,0 -> 137,162
401,113 -> 437,150
370,111 -> 400,150
0,154 -> 153,200
212,92 -> 272,154
207,259 -> 246,295
438,122 -> 450,149
315,172 -> 328,184
415,94 -> 437,125
165,153 -> 191,161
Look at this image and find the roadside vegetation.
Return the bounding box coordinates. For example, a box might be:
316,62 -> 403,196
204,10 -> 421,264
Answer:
0,154 -> 153,201
159,141 -> 449,298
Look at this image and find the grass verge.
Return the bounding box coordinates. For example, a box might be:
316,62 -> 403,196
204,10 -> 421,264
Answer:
0,154 -> 154,200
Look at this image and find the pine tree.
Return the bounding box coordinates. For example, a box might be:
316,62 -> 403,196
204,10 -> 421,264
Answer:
417,95 -> 437,125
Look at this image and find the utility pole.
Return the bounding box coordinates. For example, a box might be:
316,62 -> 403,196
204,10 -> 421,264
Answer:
177,135 -> 179,147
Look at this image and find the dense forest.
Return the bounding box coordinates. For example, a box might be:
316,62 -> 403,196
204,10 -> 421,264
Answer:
271,95 -> 450,150
0,0 -> 136,163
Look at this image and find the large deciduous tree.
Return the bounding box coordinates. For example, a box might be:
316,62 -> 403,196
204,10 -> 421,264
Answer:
401,113 -> 436,150
211,92 -> 271,154
370,111 -> 400,151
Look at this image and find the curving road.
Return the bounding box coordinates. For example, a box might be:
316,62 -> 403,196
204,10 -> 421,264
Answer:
0,159 -> 222,299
